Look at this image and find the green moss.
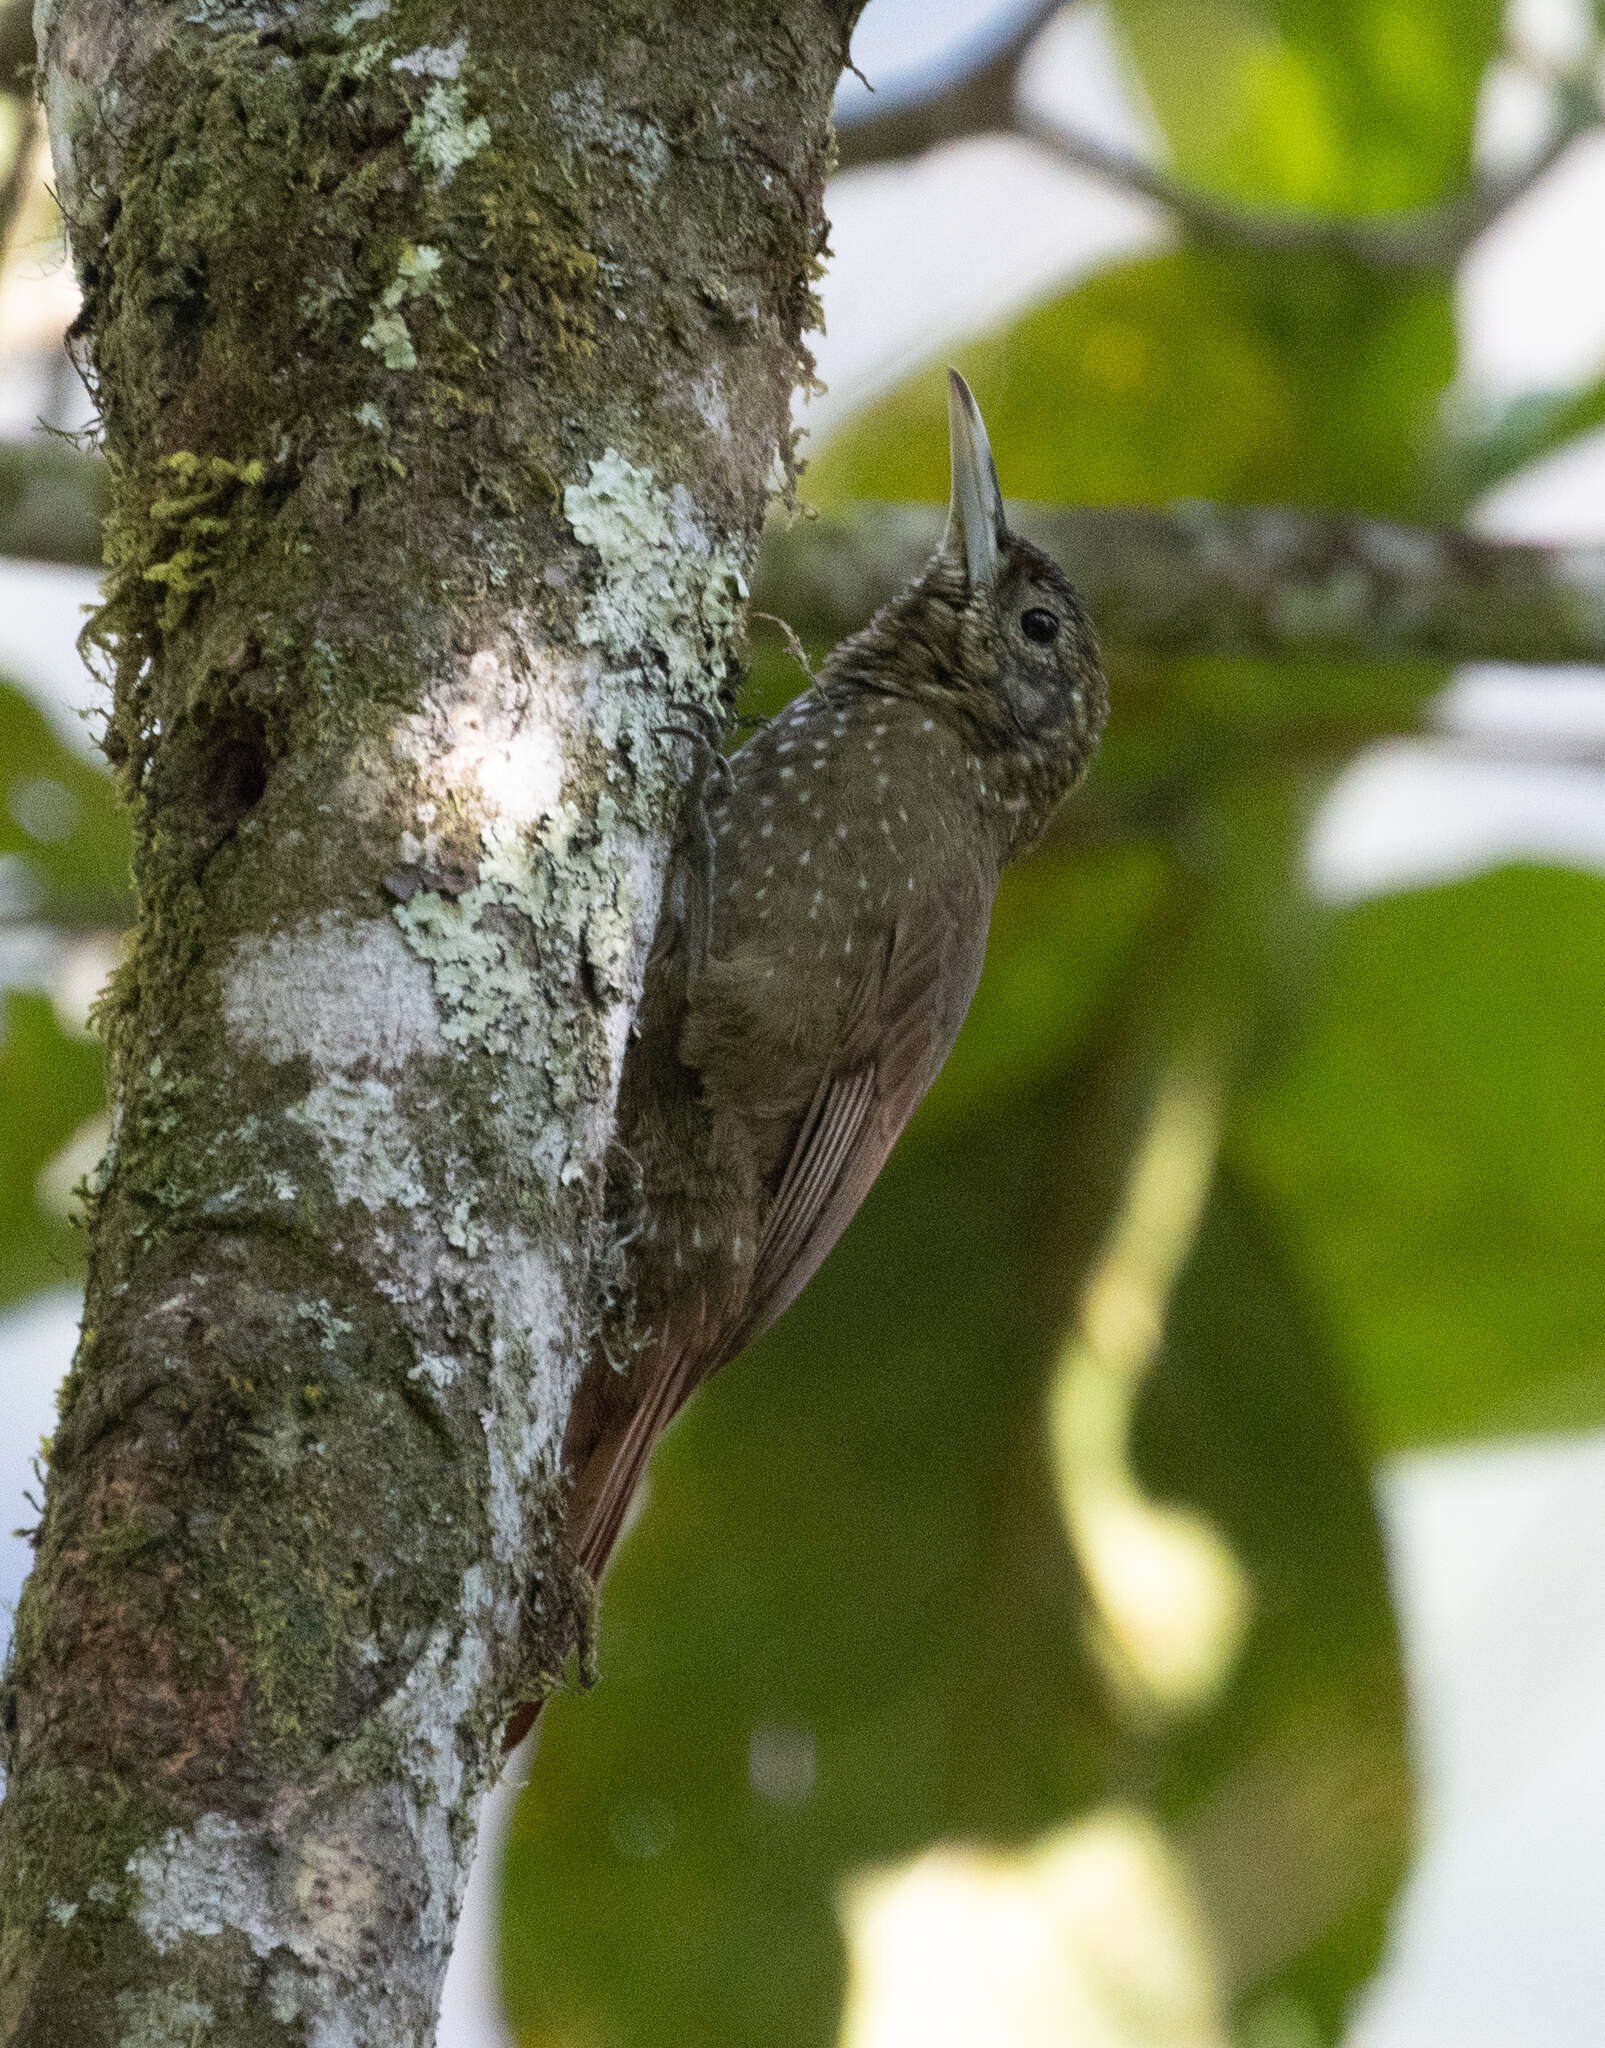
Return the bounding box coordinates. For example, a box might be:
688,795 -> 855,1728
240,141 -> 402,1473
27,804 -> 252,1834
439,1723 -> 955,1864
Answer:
84,1515 -> 165,1567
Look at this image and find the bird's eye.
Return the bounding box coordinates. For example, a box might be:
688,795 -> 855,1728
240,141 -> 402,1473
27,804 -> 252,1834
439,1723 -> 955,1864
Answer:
1020,608 -> 1058,644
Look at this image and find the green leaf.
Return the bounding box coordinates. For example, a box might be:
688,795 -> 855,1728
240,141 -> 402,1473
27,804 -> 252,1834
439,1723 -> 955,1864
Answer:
0,675 -> 132,933
0,990 -> 106,1309
1445,381 -> 1605,503
500,954 -> 1409,2047
1234,864 -> 1605,1448
502,1081 -> 1118,2048
805,255 -> 1301,514
1107,0 -> 1501,213
914,841 -> 1170,1138
807,244 -> 1457,522
1134,1171 -> 1411,2036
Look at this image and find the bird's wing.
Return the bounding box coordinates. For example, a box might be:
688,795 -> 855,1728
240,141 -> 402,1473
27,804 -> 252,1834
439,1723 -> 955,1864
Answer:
729,910 -> 949,1356
568,1291 -> 718,1579
565,913 -> 950,1588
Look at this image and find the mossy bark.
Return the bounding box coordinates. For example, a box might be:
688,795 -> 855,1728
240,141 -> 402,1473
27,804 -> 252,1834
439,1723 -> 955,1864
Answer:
2,3 -> 859,2041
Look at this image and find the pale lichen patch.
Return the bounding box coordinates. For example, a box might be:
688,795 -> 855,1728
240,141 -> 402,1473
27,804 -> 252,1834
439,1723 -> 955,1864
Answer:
392,38 -> 465,80
552,77 -> 669,191
127,1813 -> 274,1959
564,448 -> 749,708
114,1984 -> 217,2048
406,80 -> 491,183
289,1078 -> 429,1211
362,243 -> 444,373
224,916 -> 446,1072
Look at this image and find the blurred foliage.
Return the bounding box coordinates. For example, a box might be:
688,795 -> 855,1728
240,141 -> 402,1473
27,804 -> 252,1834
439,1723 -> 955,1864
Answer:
0,675 -> 127,1309
1237,865 -> 1605,1449
1107,0 -> 1501,213
1,3 -> 1604,2044
0,987 -> 105,1308
0,676 -> 131,933
500,4 -> 1605,2045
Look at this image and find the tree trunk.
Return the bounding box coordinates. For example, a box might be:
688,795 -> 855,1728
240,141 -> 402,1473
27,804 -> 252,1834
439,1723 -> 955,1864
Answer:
0,4 -> 857,2040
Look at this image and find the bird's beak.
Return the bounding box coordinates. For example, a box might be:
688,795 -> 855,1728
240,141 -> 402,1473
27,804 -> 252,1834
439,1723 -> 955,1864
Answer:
943,368 -> 1006,589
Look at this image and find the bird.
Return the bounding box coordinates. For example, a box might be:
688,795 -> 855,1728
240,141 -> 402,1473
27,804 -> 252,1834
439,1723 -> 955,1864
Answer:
511,372 -> 1106,1744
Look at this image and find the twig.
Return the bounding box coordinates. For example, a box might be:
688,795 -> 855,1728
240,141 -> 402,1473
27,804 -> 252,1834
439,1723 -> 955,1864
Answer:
1016,103 -> 1587,270
835,0 -> 1602,274
0,437 -> 107,563
833,0 -> 1063,173
752,607 -> 817,681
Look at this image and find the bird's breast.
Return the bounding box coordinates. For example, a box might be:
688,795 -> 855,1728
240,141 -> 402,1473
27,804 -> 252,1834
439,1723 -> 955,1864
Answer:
688,686 -> 997,1116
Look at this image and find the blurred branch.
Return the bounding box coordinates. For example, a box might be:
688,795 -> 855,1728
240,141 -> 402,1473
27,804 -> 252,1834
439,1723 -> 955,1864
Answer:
0,438 -> 106,564
759,500 -> 1605,667
836,0 -> 1601,272
15,426 -> 1605,673
1016,101 -> 1589,270
0,0 -> 34,93
0,0 -> 37,263
834,0 -> 1063,171
0,82 -> 37,267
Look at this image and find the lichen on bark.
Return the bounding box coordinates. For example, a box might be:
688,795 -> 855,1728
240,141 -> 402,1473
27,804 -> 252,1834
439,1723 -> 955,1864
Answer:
1,1 -> 859,2041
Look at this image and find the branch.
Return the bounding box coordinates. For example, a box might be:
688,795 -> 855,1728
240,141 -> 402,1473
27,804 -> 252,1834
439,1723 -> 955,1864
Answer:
0,439 -> 106,565
0,79 -> 38,270
0,0 -> 34,93
835,0 -> 1602,272
757,500 -> 1605,666
833,0 -> 1062,171
10,434 -> 1605,671
1015,104 -> 1587,270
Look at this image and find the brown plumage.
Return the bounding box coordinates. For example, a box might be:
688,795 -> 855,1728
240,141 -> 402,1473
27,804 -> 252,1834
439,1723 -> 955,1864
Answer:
509,374 -> 1106,1744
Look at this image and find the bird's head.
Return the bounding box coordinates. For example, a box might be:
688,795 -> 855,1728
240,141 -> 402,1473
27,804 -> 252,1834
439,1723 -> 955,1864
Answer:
931,369 -> 1106,768
826,372 -> 1107,835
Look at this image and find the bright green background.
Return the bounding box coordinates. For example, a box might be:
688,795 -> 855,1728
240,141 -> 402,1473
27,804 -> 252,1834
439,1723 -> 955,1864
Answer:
1,4 -> 1602,2042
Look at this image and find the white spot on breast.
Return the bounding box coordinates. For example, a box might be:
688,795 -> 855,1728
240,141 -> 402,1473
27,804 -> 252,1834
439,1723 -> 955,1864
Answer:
780,766 -> 796,781
800,849 -> 811,865
760,821 -> 773,838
